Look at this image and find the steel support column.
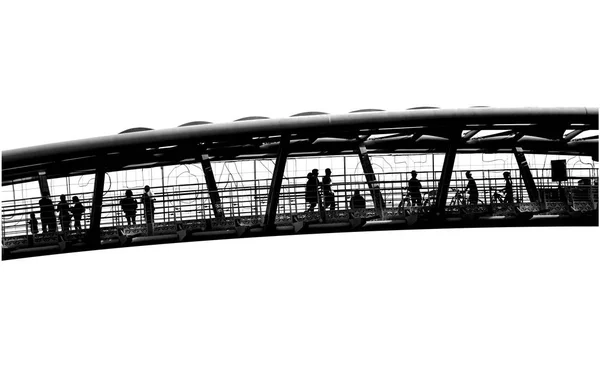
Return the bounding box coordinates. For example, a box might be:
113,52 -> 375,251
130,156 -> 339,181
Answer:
357,142 -> 385,215
263,136 -> 290,230
38,172 -> 50,196
85,166 -> 106,246
199,153 -> 224,218
513,147 -> 539,202
433,143 -> 458,217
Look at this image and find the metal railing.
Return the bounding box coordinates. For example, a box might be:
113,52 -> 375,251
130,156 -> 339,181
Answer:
2,167 -> 598,239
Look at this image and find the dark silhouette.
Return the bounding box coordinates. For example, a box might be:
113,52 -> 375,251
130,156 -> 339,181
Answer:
502,171 -> 514,203
71,196 -> 85,233
349,190 -> 366,209
322,168 -> 335,210
304,169 -> 320,212
465,171 -> 479,204
29,213 -> 39,235
38,193 -> 57,233
142,185 -> 155,224
120,189 -> 139,225
408,170 -> 422,206
57,194 -> 72,232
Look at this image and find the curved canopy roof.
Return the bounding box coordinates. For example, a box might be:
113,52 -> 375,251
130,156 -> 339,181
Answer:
2,107 -> 598,185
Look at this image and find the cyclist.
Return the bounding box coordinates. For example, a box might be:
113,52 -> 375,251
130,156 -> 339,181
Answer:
501,171 -> 514,203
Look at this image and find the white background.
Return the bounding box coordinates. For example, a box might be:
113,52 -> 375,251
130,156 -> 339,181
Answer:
1,1 -> 599,365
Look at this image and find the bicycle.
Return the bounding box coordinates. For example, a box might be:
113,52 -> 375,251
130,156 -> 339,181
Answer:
422,189 -> 437,207
398,188 -> 418,215
448,188 -> 467,206
491,188 -> 508,204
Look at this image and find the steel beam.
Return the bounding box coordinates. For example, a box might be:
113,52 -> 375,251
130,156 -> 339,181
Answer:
357,142 -> 385,215
85,166 -> 106,246
4,108 -> 597,172
513,147 -> 539,202
433,143 -> 458,216
263,136 -> 290,230
199,153 -> 224,218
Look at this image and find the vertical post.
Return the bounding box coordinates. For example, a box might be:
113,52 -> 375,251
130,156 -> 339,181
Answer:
433,142 -> 458,217
513,147 -> 539,203
85,166 -> 106,246
356,142 -> 385,215
343,156 -> 347,210
161,166 -> 166,222
263,135 -> 290,231
254,160 -> 258,216
199,153 -> 224,218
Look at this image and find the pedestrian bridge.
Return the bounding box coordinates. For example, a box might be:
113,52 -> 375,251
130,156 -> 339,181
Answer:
2,107 -> 598,259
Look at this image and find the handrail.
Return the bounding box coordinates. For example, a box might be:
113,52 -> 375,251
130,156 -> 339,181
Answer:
3,166 -> 598,238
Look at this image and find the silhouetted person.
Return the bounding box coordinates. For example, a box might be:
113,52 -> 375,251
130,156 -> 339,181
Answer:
29,213 -> 39,235
71,196 -> 85,233
349,190 -> 366,209
27,212 -> 39,246
305,169 -> 320,212
322,168 -> 335,210
408,170 -> 422,206
120,189 -> 138,225
465,171 -> 479,204
142,185 -> 155,224
57,194 -> 71,232
502,171 -> 514,203
38,193 -> 56,233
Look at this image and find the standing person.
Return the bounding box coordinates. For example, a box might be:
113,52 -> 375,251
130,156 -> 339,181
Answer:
57,194 -> 72,232
465,171 -> 479,204
501,171 -> 514,203
349,190 -> 366,210
322,168 -> 335,210
304,169 -> 320,212
71,196 -> 85,233
29,213 -> 39,235
408,170 -> 422,206
142,185 -> 155,224
38,193 -> 56,233
120,189 -> 138,225
28,212 -> 39,246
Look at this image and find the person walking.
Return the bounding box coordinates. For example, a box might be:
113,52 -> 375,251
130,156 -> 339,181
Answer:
304,169 -> 320,212
465,171 -> 479,204
322,168 -> 335,210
